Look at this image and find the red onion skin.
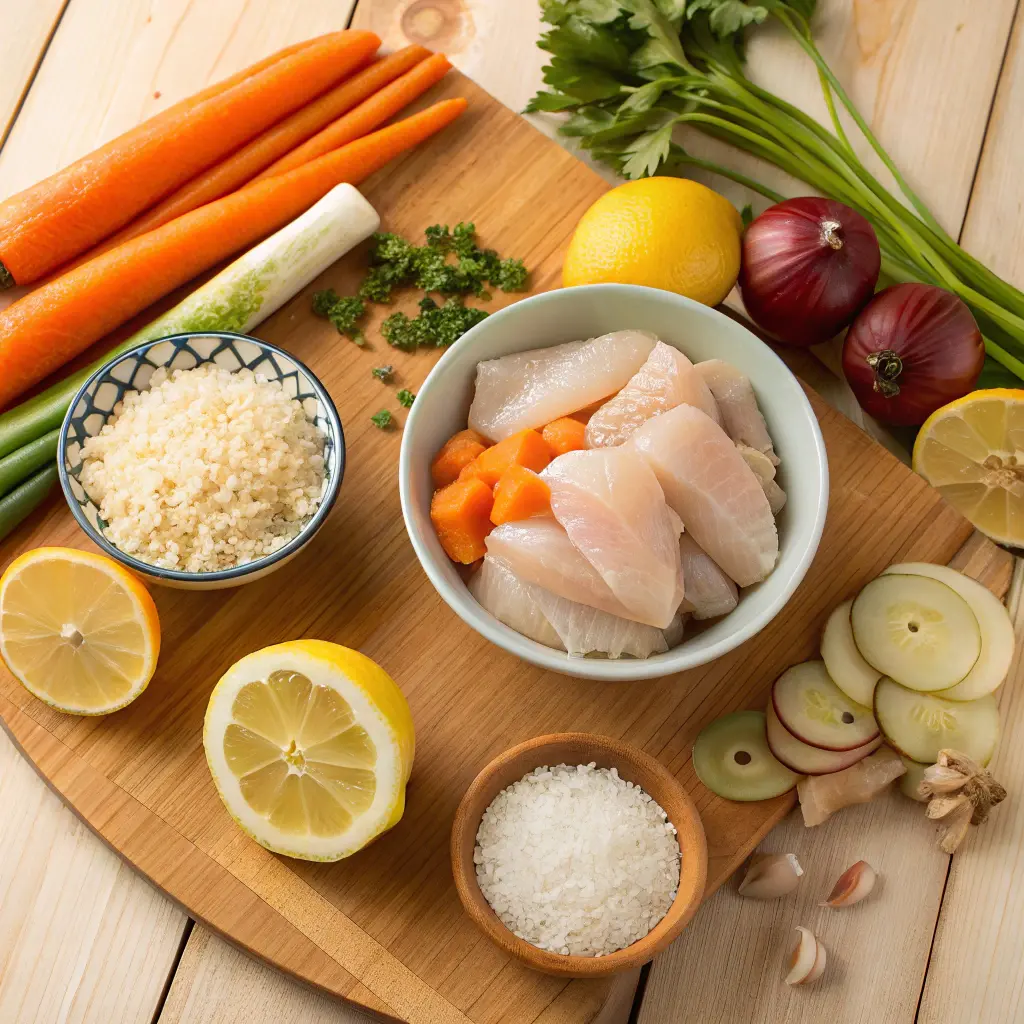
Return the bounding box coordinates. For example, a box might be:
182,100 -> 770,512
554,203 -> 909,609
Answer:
842,283 -> 984,426
739,197 -> 881,347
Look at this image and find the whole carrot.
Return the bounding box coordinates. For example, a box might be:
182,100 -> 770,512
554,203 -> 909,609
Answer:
76,45 -> 433,263
0,30 -> 380,287
0,98 -> 468,408
255,51 -> 454,181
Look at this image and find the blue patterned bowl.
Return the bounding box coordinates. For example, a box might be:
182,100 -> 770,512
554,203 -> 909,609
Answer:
58,332 -> 344,590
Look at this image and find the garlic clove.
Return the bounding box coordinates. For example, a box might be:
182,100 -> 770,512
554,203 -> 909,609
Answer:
804,937 -> 827,984
821,860 -> 876,907
738,852 -> 803,899
785,926 -> 820,985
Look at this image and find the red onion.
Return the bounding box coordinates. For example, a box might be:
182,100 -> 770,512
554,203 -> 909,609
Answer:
739,198 -> 881,346
842,283 -> 984,426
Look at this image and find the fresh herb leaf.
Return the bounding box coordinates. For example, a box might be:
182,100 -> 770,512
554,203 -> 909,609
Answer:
381,312 -> 423,352
538,16 -> 633,72
311,288 -> 340,317
740,203 -> 754,227
620,0 -> 688,66
618,79 -> 669,114
370,409 -> 393,430
621,119 -> 677,178
396,389 -> 416,408
312,290 -> 367,344
687,0 -> 769,36
371,365 -> 394,382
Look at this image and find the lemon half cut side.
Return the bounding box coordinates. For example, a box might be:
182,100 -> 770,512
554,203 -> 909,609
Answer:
204,640 -> 415,862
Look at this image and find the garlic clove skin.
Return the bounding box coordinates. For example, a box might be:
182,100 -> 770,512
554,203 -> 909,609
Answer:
738,852 -> 803,899
821,860 -> 876,907
785,926 -> 820,985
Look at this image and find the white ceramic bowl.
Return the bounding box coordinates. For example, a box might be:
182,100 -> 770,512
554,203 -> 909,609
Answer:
399,284 -> 828,681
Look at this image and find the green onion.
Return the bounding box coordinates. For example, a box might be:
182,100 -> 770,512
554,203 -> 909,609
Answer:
0,429 -> 59,498
0,464 -> 58,541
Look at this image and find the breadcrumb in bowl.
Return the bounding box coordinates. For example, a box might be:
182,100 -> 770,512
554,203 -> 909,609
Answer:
59,332 -> 344,591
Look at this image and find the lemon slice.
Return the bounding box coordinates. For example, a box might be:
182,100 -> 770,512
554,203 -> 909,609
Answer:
913,388 -> 1024,545
203,640 -> 415,861
0,547 -> 160,715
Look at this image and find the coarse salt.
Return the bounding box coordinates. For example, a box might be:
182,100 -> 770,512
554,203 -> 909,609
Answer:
473,762 -> 680,957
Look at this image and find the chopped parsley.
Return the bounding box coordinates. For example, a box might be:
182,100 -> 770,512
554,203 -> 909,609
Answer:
370,409 -> 393,430
396,389 -> 415,408
382,297 -> 489,353
371,365 -> 394,382
311,289 -> 367,345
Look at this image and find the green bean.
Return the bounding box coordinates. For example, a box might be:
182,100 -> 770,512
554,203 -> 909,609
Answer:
0,430 -> 59,499
0,464 -> 58,542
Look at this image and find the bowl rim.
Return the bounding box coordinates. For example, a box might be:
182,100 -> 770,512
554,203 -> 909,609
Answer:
450,731 -> 709,977
57,331 -> 345,583
399,283 -> 829,681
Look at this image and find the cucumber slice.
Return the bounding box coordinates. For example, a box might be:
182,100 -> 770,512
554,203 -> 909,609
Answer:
692,710 -> 799,802
898,755 -> 929,802
851,574 -> 981,692
882,563 -> 1014,701
772,661 -> 879,751
873,678 -> 999,766
766,703 -> 882,775
821,599 -> 882,706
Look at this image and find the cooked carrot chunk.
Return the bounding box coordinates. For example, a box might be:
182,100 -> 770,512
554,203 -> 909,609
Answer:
464,429 -> 552,487
430,477 -> 494,563
431,428 -> 488,488
491,465 -> 551,526
541,416 -> 588,456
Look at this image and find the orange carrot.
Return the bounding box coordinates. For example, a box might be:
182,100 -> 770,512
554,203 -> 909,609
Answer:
0,99 -> 468,408
432,428 -> 488,488
490,466 -> 551,526
541,416 -> 588,456
255,51 -> 453,182
462,429 -> 553,488
75,46 -> 433,266
0,31 -> 381,287
431,477 -> 494,563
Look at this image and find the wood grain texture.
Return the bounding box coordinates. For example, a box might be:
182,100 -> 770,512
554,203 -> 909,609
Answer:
0,0 -> 66,146
638,546 -> 1013,1024
0,62 -> 1009,1022
0,728 -> 187,1023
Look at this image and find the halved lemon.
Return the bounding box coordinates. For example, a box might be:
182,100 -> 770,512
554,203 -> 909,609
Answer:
0,547 -> 160,715
913,388 -> 1024,546
203,640 -> 415,861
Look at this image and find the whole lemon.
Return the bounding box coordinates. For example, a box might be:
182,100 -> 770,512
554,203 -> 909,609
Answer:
563,177 -> 742,306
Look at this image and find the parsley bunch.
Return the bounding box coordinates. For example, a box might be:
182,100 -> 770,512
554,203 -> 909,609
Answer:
528,0 -> 1024,383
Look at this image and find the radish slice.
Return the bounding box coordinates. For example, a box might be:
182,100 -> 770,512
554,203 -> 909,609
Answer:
785,927 -> 822,985
692,710 -> 800,802
766,702 -> 881,775
873,678 -> 999,766
898,755 -> 929,802
882,563 -> 1014,701
772,661 -> 879,751
821,599 -> 881,706
851,574 -> 981,692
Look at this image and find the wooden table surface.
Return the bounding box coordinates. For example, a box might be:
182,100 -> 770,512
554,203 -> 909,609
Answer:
0,2 -> 1022,1022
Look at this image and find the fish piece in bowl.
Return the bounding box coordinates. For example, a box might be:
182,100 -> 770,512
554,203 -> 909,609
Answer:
468,330 -> 656,441
630,404 -> 778,587
468,556 -> 565,650
678,534 -> 738,620
696,360 -> 779,465
585,340 -> 720,448
542,447 -> 682,629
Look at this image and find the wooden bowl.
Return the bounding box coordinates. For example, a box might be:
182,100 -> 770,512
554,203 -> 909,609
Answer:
450,733 -> 708,977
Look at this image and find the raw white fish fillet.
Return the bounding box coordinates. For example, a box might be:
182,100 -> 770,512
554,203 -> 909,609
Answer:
468,330 -> 656,441
585,341 -> 720,448
678,534 -> 738,619
468,557 -> 564,650
662,611 -> 688,648
530,583 -> 671,659
542,447 -> 683,629
696,360 -> 779,466
629,405 -> 779,587
485,519 -> 642,622
737,444 -> 787,516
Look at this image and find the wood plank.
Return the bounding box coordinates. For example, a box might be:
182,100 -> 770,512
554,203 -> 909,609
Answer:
638,544 -> 1013,1024
918,559 -> 1024,1023
0,0 -> 66,146
0,728 -> 186,1023
159,926 -> 373,1024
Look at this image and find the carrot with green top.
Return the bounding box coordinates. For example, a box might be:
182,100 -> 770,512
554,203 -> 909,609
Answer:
0,30 -> 381,288
0,98 -> 468,408
75,46 -> 433,265
255,51 -> 454,181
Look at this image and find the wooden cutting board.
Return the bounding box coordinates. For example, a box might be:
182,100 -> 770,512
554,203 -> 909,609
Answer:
0,71 -> 1011,1024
